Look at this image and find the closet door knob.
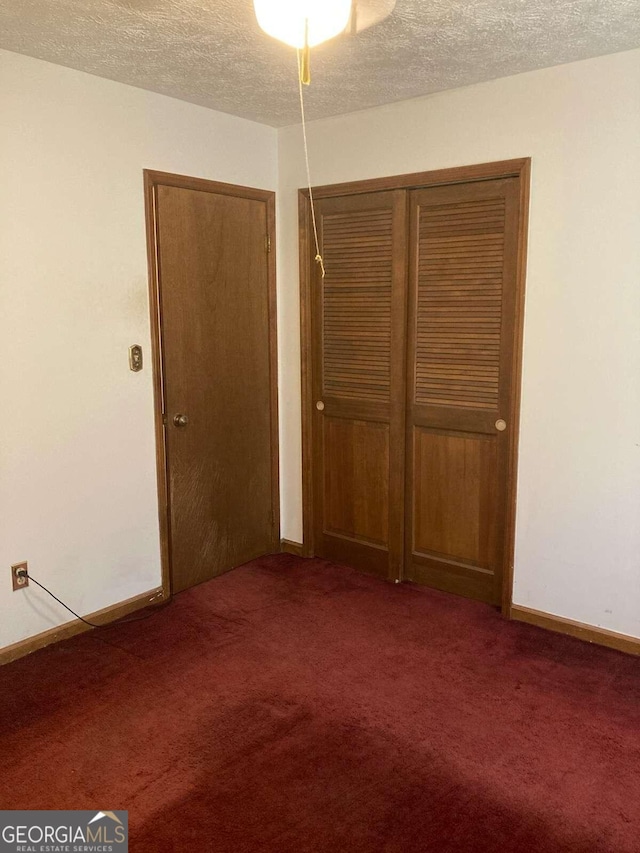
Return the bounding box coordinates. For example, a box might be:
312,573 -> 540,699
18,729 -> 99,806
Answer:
316,401 -> 325,412
173,414 -> 190,428
495,419 -> 507,432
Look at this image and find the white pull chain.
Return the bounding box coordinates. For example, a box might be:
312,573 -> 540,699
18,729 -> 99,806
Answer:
297,49 -> 325,279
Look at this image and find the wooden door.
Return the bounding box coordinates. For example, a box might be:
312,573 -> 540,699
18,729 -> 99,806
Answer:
147,174 -> 278,594
405,178 -> 520,604
310,191 -> 407,580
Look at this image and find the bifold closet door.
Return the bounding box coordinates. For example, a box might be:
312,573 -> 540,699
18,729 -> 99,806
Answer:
405,178 -> 520,604
311,191 -> 407,579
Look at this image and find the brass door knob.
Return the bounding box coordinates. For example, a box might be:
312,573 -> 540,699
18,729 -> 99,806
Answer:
495,419 -> 507,432
173,414 -> 189,428
316,401 -> 325,412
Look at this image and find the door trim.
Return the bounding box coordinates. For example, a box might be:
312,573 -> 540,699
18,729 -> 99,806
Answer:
144,170 -> 280,598
299,158 -> 530,614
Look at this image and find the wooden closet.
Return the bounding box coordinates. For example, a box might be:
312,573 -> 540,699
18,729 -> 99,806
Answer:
300,160 -> 530,610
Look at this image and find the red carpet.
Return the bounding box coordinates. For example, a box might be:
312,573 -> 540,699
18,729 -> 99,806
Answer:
1,554 -> 639,852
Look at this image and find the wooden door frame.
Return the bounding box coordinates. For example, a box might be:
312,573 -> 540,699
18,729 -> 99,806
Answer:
144,169 -> 280,599
299,157 -> 530,615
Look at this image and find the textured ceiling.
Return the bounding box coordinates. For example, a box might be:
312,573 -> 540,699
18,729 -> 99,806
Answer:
2,0 -> 640,126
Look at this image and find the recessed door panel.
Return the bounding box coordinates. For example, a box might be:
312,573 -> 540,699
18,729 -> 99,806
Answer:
413,428 -> 496,566
323,417 -> 389,546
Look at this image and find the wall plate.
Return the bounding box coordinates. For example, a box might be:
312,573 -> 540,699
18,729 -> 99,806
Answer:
12,561 -> 28,591
129,344 -> 143,372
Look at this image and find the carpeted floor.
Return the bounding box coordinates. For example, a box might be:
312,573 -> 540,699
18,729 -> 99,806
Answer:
1,554 -> 639,852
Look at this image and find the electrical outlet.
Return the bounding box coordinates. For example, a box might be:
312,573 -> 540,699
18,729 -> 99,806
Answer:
11,562 -> 29,591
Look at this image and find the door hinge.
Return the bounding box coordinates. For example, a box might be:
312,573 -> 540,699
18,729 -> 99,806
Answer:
266,234 -> 271,254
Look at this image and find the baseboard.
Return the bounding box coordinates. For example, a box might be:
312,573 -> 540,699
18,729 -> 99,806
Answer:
510,604 -> 640,657
280,539 -> 305,558
0,586 -> 166,667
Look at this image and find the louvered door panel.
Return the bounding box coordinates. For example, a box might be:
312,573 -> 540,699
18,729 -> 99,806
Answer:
311,191 -> 407,579
323,209 -> 393,403
406,178 -> 520,604
416,202 -> 505,410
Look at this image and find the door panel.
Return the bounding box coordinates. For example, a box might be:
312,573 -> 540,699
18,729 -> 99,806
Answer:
154,182 -> 276,593
323,418 -> 389,545
312,191 -> 407,579
406,178 -> 520,604
413,428 -> 496,565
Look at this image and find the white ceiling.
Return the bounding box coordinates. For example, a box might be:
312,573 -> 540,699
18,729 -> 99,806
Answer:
2,0 -> 640,127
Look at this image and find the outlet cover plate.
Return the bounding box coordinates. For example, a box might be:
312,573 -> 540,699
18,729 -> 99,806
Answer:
12,561 -> 28,591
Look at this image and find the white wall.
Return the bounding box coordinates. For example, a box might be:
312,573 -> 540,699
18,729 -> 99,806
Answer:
0,50 -> 277,650
277,48 -> 640,637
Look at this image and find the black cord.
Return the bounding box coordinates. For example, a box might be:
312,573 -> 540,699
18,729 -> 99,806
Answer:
24,572 -> 171,629
26,574 -> 101,627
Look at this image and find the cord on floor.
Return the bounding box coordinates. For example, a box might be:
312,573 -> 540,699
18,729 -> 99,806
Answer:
22,570 -> 172,629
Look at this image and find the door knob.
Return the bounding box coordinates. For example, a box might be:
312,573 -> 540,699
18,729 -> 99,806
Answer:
316,401 -> 325,411
495,419 -> 507,432
173,414 -> 189,428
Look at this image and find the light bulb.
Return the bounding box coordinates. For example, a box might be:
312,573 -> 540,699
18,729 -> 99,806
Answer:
253,0 -> 353,49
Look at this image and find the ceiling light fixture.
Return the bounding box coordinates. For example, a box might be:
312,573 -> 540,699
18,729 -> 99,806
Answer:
254,0 -> 352,84
254,0 -> 353,51
254,0 -> 397,83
